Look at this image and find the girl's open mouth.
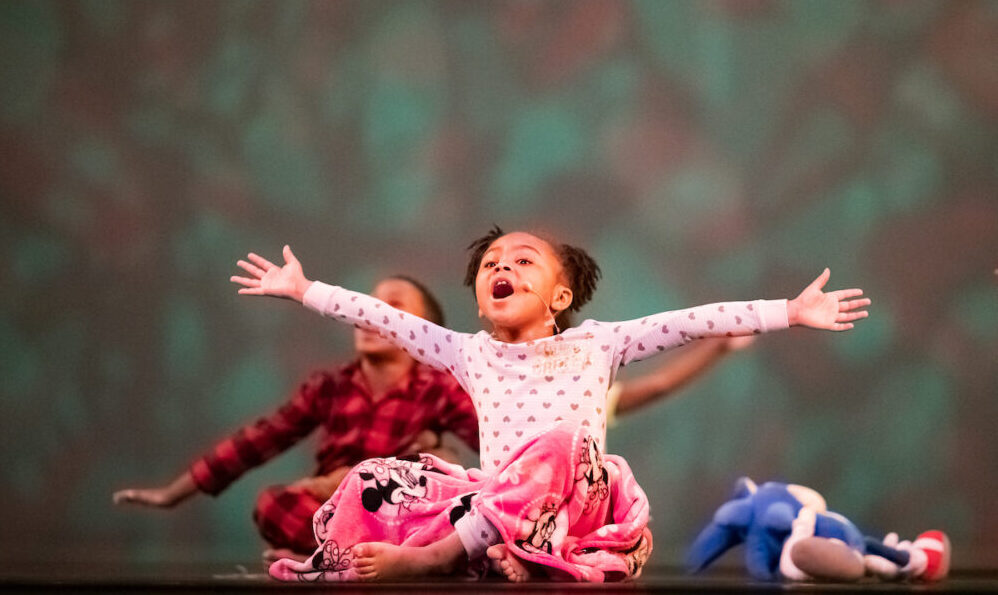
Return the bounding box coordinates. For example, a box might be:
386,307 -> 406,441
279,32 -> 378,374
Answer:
492,279 -> 514,299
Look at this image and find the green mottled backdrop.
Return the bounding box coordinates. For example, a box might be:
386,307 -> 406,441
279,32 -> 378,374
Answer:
1,0 -> 996,568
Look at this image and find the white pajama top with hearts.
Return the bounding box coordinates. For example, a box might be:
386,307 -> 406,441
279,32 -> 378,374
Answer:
303,281 -> 789,474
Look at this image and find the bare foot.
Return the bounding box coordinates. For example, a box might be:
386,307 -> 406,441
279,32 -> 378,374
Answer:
487,544 -> 530,582
263,548 -> 309,565
352,541 -> 457,581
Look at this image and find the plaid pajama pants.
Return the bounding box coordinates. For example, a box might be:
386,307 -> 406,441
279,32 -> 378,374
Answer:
253,485 -> 326,554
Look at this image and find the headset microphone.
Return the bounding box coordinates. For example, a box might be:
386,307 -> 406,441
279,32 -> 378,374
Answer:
522,282 -> 560,334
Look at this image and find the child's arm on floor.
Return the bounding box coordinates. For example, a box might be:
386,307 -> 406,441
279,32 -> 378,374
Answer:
113,471 -> 198,508
613,336 -> 754,415
114,370 -> 326,507
231,246 -> 466,378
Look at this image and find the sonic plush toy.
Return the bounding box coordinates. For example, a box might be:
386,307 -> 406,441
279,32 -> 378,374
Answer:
686,477 -> 950,583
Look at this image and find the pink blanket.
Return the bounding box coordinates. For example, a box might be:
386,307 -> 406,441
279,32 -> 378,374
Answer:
269,423 -> 652,582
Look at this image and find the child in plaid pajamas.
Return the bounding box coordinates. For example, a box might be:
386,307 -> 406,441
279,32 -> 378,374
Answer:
114,277 -> 479,560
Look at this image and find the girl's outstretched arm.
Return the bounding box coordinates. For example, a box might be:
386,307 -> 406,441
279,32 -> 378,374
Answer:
231,245 -> 313,303
787,268 -> 870,331
608,269 -> 869,367
231,245 -> 468,381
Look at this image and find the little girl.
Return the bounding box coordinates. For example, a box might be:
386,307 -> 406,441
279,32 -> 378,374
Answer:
231,227 -> 869,582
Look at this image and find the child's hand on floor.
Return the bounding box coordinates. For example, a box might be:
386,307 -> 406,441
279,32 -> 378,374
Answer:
113,485 -> 186,508
113,471 -> 198,508
787,268 -> 870,331
232,245 -> 313,302
113,487 -> 176,507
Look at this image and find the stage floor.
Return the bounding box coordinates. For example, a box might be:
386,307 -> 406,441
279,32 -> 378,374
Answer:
2,562 -> 998,594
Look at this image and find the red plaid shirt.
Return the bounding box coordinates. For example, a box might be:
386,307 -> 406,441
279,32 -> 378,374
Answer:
190,360 -> 479,495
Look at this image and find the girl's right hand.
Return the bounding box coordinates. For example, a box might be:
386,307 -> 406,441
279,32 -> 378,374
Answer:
231,245 -> 313,302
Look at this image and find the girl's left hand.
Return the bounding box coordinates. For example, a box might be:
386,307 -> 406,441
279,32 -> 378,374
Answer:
788,268 -> 870,331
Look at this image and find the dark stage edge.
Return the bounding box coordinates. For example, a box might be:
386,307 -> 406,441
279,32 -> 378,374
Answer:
2,563 -> 997,594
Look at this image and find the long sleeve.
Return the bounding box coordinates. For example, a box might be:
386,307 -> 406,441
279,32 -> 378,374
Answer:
608,299 -> 788,367
189,373 -> 326,495
302,282 -> 468,381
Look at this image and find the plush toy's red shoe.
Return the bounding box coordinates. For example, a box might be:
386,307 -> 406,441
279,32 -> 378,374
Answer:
912,530 -> 951,582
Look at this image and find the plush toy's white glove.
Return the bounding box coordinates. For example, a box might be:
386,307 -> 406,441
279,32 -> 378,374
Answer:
864,533 -> 903,580
895,536 -> 929,579
784,508 -> 866,582
780,507 -> 817,580
786,484 -> 827,513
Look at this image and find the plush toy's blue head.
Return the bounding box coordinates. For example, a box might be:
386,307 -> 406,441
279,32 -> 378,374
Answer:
686,477 -> 865,581
686,477 -> 802,580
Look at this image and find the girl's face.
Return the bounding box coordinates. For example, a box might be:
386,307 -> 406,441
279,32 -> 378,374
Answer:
474,232 -> 573,333
355,279 -> 428,355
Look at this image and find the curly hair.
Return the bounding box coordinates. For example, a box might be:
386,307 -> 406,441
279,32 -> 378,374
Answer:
463,225 -> 601,328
